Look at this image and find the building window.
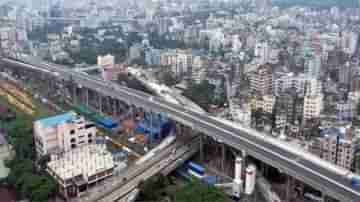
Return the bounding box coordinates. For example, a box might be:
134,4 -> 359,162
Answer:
70,138 -> 76,143
71,144 -> 76,149
88,139 -> 93,144
70,130 -> 75,135
88,133 -> 92,138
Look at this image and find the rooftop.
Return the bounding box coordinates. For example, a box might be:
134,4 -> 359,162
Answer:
47,144 -> 114,181
35,112 -> 76,128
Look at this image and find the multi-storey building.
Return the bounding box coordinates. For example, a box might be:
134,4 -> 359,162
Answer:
275,90 -> 304,125
274,73 -> 307,96
305,54 -> 322,79
340,31 -> 359,56
0,25 -> 16,57
34,112 -> 97,157
254,41 -> 270,65
310,126 -> 358,170
145,48 -> 161,65
47,144 -> 115,199
339,62 -> 353,86
251,95 -> 276,114
161,49 -> 194,78
249,64 -> 273,95
351,74 -> 360,93
303,95 -> 323,121
336,100 -> 355,120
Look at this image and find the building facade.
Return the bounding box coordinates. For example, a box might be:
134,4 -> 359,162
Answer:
249,64 -> 273,95
47,144 -> 114,199
34,112 -> 97,157
303,95 -> 323,121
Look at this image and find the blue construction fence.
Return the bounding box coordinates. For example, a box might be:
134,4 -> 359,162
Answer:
134,111 -> 174,144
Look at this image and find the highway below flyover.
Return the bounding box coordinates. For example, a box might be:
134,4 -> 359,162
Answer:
2,57 -> 360,202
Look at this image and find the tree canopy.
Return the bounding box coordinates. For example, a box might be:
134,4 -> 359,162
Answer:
183,80 -> 226,111
174,180 -> 230,202
137,175 -> 230,202
4,108 -> 56,202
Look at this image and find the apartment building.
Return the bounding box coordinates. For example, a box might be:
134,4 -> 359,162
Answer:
251,95 -> 276,114
275,90 -> 304,126
34,111 -> 97,157
303,95 -> 323,121
274,73 -> 321,97
310,126 -> 359,170
160,49 -> 194,78
249,64 -> 273,95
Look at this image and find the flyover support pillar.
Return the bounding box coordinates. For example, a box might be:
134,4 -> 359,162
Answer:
72,85 -> 77,103
113,99 -> 117,116
242,150 -> 247,181
286,175 -> 292,202
322,194 -> 328,202
260,162 -> 269,178
200,134 -> 204,163
221,144 -> 226,172
99,95 -> 102,114
85,88 -> 89,107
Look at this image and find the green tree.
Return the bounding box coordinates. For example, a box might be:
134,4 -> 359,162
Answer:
161,71 -> 178,86
183,80 -> 217,110
174,179 -> 230,202
3,107 -> 56,201
138,174 -> 169,201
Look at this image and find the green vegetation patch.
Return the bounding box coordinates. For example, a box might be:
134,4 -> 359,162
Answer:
0,94 -> 56,202
137,175 -> 230,202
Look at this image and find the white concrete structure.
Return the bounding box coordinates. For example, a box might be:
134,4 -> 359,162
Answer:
34,111 -> 97,157
252,95 -> 276,114
245,164 -> 256,195
254,41 -> 270,65
232,157 -> 243,198
303,95 -> 323,121
161,49 -> 194,78
97,54 -> 115,67
47,144 -> 115,199
249,64 -> 273,95
274,73 -> 321,97
341,31 -> 358,56
257,176 -> 282,202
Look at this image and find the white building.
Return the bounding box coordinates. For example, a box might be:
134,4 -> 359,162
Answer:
274,73 -> 307,96
254,41 -> 270,65
252,95 -> 276,114
341,31 -> 358,56
34,112 -> 97,157
233,105 -> 252,127
97,54 -> 115,67
232,34 -> 243,53
47,144 -> 115,199
303,95 -> 323,121
249,64 -> 273,95
161,49 -> 194,78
